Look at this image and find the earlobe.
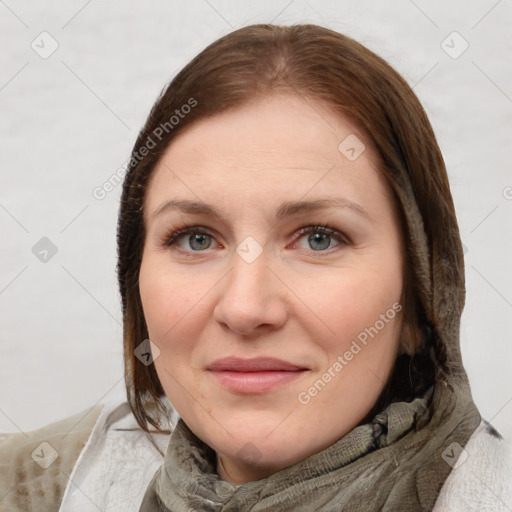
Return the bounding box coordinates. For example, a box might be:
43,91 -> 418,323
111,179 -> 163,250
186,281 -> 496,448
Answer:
399,322 -> 419,356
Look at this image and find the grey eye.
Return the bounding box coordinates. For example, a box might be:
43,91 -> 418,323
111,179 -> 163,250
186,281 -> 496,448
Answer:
186,233 -> 213,250
307,232 -> 332,251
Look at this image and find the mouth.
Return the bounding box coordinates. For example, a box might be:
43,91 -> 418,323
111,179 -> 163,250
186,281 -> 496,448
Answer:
206,357 -> 309,393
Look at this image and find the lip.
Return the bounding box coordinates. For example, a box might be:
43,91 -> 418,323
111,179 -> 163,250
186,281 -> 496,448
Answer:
207,357 -> 307,372
207,357 -> 309,393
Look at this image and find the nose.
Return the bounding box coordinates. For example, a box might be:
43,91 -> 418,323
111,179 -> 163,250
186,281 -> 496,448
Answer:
213,245 -> 288,337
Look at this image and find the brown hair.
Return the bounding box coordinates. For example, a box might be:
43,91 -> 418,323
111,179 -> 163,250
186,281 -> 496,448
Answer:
117,23 -> 459,443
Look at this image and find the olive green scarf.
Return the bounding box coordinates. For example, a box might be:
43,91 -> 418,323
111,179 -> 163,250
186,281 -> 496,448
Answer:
139,381 -> 479,511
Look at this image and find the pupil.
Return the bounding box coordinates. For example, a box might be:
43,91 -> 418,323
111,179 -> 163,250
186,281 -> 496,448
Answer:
190,234 -> 211,250
309,233 -> 330,251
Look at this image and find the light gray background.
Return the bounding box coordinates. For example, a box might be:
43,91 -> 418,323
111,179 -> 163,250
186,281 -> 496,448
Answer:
1,0 -> 511,442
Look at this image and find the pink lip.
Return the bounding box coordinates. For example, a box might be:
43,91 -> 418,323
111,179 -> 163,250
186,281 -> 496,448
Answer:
207,357 -> 308,393
207,357 -> 306,372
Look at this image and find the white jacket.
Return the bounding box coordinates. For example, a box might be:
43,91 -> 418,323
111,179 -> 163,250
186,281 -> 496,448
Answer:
17,397 -> 512,512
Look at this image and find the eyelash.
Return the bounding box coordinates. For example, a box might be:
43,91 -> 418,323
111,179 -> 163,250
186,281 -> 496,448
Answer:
159,222 -> 350,256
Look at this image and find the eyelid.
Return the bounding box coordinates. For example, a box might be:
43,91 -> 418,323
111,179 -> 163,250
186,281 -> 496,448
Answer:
293,224 -> 349,244
160,225 -> 218,248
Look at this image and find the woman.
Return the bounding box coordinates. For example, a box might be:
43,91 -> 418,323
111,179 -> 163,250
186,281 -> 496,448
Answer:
1,23 -> 510,512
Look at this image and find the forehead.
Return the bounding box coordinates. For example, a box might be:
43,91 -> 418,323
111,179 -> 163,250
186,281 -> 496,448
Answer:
144,94 -> 391,220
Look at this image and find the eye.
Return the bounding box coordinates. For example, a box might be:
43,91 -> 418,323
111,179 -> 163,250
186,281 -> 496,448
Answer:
181,232 -> 213,251
161,225 -> 218,252
160,223 -> 350,255
291,224 -> 349,253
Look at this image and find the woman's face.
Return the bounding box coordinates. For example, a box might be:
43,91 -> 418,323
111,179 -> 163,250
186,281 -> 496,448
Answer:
139,94 -> 406,484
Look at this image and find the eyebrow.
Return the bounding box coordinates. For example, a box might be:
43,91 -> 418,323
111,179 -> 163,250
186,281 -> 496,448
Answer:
149,197 -> 372,223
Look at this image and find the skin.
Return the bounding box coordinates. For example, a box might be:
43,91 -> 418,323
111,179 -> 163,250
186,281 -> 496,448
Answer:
139,93 -> 409,484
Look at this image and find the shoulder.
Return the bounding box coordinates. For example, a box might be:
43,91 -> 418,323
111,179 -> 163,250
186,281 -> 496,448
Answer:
58,396 -> 177,512
0,401 -> 104,512
0,397 -> 177,512
433,419 -> 512,512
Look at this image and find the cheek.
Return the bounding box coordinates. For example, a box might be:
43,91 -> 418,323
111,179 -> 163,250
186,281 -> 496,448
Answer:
297,256 -> 404,394
138,253 -> 218,389
139,254 -> 202,337
138,255 -> 206,406
295,263 -> 403,343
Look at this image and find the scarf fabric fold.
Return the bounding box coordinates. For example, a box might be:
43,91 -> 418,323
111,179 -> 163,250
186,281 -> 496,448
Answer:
139,383 -> 480,511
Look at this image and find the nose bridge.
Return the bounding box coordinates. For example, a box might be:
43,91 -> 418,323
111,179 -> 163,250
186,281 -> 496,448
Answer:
231,240 -> 268,295
228,230 -> 270,290
213,238 -> 287,334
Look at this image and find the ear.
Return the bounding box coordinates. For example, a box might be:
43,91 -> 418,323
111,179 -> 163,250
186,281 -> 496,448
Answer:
398,321 -> 420,356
